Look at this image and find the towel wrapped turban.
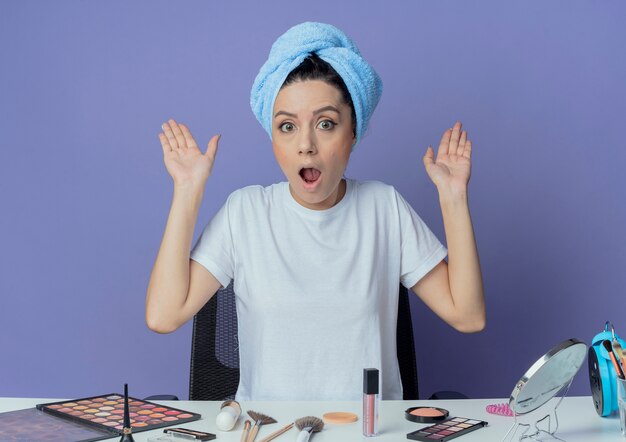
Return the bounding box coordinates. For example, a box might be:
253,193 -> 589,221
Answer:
250,22 -> 383,148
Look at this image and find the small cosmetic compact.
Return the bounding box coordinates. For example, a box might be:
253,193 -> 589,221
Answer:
404,406 -> 449,424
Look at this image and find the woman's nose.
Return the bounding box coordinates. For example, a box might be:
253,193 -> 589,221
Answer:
298,127 -> 317,155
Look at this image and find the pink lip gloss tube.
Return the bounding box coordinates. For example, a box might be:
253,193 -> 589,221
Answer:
363,368 -> 379,437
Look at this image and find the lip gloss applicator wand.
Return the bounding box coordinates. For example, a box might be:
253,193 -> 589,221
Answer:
363,368 -> 379,437
120,383 -> 135,442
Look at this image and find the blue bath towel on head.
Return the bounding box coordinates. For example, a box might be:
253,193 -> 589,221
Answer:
250,21 -> 383,148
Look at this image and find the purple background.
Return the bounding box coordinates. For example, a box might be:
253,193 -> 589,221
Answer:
1,0 -> 625,401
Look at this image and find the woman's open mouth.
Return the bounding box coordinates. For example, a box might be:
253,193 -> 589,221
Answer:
299,167 -> 321,184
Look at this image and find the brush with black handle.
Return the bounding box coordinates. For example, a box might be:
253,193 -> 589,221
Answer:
119,384 -> 135,442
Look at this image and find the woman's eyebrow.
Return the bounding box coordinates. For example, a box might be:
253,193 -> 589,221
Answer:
313,105 -> 340,115
274,110 -> 297,118
274,105 -> 340,119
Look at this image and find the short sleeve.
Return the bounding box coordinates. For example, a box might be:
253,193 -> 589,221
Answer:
190,194 -> 236,288
395,190 -> 448,289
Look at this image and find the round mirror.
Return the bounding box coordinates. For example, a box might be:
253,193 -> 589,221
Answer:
509,338 -> 587,415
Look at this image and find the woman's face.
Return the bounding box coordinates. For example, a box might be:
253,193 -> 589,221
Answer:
272,79 -> 356,210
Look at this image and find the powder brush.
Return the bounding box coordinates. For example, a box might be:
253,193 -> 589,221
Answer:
294,416 -> 324,442
246,410 -> 277,442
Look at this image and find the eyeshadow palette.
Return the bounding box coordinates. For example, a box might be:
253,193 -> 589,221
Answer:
406,416 -> 488,441
36,394 -> 201,436
0,407 -> 114,442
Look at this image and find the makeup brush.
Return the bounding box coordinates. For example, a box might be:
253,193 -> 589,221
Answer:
246,410 -> 277,442
257,422 -> 294,442
294,416 -> 324,442
613,340 -> 625,360
613,340 -> 626,371
119,383 -> 135,442
240,420 -> 251,442
603,340 -> 625,379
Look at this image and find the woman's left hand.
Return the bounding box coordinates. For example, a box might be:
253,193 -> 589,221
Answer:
423,121 -> 472,195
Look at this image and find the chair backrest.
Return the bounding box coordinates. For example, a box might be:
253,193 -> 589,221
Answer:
189,282 -> 419,400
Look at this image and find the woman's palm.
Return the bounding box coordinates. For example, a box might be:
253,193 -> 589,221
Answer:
423,121 -> 472,193
159,119 -> 220,187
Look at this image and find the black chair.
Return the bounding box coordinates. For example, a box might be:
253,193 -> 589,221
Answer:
148,282 -> 467,401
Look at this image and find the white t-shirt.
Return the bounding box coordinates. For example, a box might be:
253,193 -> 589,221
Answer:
190,178 -> 447,401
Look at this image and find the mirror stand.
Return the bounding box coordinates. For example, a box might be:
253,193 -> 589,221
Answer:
502,378 -> 573,442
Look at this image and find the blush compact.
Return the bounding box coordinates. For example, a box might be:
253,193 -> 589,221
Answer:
404,406 -> 450,424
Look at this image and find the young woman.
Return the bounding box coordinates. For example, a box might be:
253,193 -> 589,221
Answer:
146,22 -> 485,401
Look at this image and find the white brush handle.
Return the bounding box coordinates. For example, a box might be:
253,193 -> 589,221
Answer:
296,430 -> 311,442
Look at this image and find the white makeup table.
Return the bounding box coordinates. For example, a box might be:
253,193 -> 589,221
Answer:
0,396 -> 623,441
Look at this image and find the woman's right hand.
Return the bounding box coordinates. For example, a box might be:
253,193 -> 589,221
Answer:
159,119 -> 220,188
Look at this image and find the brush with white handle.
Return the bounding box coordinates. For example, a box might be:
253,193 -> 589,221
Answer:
294,416 -> 324,442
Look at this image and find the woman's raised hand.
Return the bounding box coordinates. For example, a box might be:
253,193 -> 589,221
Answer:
159,119 -> 220,188
423,121 -> 472,195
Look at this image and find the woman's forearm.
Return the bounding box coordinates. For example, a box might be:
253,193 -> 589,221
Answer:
145,183 -> 204,333
439,188 -> 486,331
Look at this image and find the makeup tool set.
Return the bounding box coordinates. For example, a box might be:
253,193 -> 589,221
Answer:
404,339 -> 591,441
361,366 -> 488,441
360,365 -> 489,441
406,417 -> 488,441
234,410 -> 330,442
403,402 -> 489,441
588,321 -> 626,416
403,399 -> 488,441
403,400 -> 489,441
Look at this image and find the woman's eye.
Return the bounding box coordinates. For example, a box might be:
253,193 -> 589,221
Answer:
279,122 -> 295,132
318,120 -> 335,130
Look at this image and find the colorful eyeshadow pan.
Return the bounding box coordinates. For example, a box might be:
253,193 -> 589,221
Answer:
406,416 -> 488,441
36,393 -> 201,437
